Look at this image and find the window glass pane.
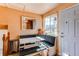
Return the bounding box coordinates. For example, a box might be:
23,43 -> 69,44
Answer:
45,17 -> 50,32
50,17 -> 57,36
44,15 -> 57,36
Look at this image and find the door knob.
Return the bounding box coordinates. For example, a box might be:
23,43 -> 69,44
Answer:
61,32 -> 64,34
61,36 -> 64,38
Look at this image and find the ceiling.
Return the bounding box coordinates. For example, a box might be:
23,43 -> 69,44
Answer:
0,3 -> 58,15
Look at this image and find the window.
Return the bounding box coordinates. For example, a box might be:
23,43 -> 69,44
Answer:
44,15 -> 57,36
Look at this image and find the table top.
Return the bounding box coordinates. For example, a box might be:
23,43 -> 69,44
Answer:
20,37 -> 45,44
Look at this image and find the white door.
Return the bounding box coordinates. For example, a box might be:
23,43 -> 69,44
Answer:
60,8 -> 74,56
75,19 -> 79,56
74,5 -> 79,56
60,10 -> 69,56
68,17 -> 75,56
0,30 -> 8,56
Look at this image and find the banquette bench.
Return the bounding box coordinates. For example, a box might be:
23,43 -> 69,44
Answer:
19,34 -> 56,56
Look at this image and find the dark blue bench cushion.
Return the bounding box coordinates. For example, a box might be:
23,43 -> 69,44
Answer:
37,35 -> 55,46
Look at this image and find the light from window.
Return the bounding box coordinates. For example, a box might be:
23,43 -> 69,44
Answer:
44,16 -> 57,36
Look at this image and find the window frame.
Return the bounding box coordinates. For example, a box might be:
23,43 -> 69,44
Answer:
43,15 -> 57,36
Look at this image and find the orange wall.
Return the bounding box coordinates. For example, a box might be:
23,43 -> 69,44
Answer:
0,6 -> 42,39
